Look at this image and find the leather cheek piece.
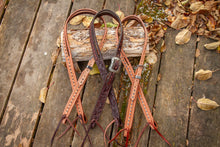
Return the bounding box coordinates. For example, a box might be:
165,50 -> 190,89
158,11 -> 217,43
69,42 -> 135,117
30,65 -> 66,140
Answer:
61,8 -> 108,124
88,9 -> 123,128
112,15 -> 170,146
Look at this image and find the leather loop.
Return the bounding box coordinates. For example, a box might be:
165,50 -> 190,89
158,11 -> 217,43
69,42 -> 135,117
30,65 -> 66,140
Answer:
61,9 -> 107,124
89,9 -> 123,128
113,15 -> 170,146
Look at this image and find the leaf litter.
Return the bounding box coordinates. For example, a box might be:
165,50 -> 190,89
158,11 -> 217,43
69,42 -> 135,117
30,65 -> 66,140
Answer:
197,97 -> 219,111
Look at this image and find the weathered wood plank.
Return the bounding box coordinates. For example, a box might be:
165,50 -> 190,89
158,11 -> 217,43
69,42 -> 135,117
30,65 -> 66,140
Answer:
0,0 -> 39,124
188,37 -> 220,147
149,28 -> 196,147
61,27 -> 147,62
0,0 -> 8,22
33,56 -> 74,147
104,0 -> 135,22
30,1 -> 72,147
105,0 -> 135,15
0,0 -> 71,146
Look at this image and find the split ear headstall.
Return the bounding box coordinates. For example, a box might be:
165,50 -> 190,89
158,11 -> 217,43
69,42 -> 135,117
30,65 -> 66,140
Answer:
52,8 -> 170,147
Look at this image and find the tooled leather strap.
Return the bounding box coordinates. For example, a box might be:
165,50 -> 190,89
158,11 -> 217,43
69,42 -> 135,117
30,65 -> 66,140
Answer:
62,9 -> 107,123
89,9 -> 123,128
115,15 -> 170,146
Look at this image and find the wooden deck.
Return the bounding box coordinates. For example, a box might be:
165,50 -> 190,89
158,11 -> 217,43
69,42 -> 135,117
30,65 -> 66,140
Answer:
0,0 -> 219,147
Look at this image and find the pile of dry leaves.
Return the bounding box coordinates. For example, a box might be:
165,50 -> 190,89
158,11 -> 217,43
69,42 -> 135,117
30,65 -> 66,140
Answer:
136,0 -> 220,51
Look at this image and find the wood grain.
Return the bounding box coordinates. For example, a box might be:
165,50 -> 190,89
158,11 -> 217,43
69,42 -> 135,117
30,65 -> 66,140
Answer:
61,27 -> 147,62
0,0 -> 39,123
0,0 -> 70,146
149,28 -> 196,147
33,56 -> 74,147
188,37 -> 220,147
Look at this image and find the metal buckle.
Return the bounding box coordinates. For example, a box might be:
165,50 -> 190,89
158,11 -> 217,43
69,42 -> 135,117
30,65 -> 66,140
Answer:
109,57 -> 121,73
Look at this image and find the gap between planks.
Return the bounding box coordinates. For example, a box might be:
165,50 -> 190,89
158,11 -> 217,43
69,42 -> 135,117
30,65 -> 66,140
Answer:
0,0 -> 42,124
0,0 -> 10,24
185,35 -> 199,146
30,0 -> 74,146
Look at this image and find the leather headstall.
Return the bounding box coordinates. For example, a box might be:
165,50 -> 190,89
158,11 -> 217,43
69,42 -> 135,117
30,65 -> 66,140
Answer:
107,15 -> 171,147
81,9 -> 123,147
51,8 -> 107,147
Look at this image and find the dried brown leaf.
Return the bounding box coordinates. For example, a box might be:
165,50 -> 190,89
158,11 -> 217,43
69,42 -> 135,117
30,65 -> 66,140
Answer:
195,69 -> 212,80
157,73 -> 162,82
175,29 -> 192,45
39,87 -> 48,103
197,98 -> 219,110
82,16 -> 99,28
160,39 -> 166,52
207,16 -> 216,31
146,52 -> 157,65
56,36 -> 61,47
70,15 -> 86,25
204,41 -> 220,50
113,10 -> 124,24
164,0 -> 171,6
144,16 -> 153,23
51,48 -> 60,65
171,15 -> 190,29
195,48 -> 200,57
190,2 -> 204,12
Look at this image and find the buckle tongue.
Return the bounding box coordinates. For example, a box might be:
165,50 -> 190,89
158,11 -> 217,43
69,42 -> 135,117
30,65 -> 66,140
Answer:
109,57 -> 121,73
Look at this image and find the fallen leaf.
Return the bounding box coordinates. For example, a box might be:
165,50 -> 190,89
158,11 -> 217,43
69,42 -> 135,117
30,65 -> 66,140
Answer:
190,2 -> 204,12
82,16 -> 99,28
160,39 -> 166,52
207,16 -> 216,31
157,73 -> 161,81
197,98 -> 219,110
164,0 -> 171,6
175,29 -> 192,45
144,16 -> 153,23
39,87 -> 48,103
51,48 -> 60,65
204,41 -> 220,50
113,10 -> 125,24
171,15 -> 190,29
146,52 -> 157,65
195,69 -> 212,80
56,36 -> 61,47
195,48 -> 200,57
204,1 -> 217,11
70,15 -> 86,25
106,98 -> 110,104
89,64 -> 108,75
